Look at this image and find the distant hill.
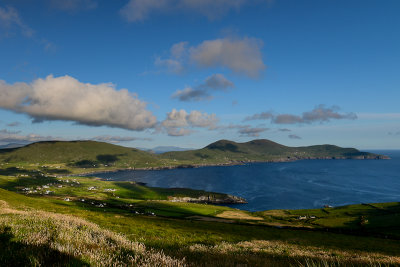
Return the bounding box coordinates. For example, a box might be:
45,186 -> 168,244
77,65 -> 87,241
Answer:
0,141 -> 161,168
160,139 -> 388,164
0,139 -> 388,171
0,143 -> 27,149
150,146 -> 195,154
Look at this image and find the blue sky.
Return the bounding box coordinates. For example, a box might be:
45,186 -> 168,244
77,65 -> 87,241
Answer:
0,0 -> 399,149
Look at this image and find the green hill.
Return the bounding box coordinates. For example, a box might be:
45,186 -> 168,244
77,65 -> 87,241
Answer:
0,139 -> 388,173
160,139 -> 388,164
0,141 -> 161,169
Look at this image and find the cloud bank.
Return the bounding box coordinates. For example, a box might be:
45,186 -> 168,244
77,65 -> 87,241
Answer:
0,129 -> 59,145
157,37 -> 265,78
0,75 -> 157,131
172,74 -> 234,101
246,105 -> 357,125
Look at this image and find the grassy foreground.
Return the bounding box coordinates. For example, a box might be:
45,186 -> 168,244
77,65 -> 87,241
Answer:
1,170 -> 400,266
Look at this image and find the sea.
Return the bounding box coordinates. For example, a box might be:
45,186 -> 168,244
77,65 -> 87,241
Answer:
90,150 -> 400,212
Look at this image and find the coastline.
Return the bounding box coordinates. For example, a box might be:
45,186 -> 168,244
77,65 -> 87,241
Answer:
74,154 -> 390,177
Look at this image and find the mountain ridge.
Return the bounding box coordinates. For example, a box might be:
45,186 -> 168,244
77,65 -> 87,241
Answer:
0,139 -> 389,172
161,139 -> 389,163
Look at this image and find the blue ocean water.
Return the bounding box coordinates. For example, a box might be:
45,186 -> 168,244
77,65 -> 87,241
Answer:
91,150 -> 400,212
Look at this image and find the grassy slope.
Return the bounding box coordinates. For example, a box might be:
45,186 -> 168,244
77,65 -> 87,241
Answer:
0,197 -> 182,266
1,187 -> 400,266
0,140 -> 162,169
260,202 -> 400,238
0,172 -> 238,218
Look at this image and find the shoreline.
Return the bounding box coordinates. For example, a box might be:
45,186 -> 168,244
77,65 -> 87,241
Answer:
74,155 -> 390,177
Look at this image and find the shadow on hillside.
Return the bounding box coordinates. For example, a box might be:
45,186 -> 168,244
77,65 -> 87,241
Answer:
0,148 -> 18,154
68,154 -> 124,168
40,167 -> 71,174
194,152 -> 211,159
0,166 -> 70,176
208,143 -> 241,153
0,226 -> 88,266
71,160 -> 99,168
112,182 -> 152,199
1,176 -> 61,191
97,154 -> 119,165
0,167 -> 33,176
111,182 -> 216,200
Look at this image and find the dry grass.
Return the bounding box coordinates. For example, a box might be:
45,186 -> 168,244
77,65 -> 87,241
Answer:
216,210 -> 264,221
187,215 -> 233,223
186,240 -> 400,266
1,200 -> 399,266
0,200 -> 185,266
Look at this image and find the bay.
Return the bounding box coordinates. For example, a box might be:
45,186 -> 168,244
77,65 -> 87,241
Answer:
90,150 -> 400,212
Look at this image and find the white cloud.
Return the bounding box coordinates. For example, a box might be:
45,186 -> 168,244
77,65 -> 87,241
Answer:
170,41 -> 188,59
301,105 -> 356,123
161,109 -> 218,136
187,110 -> 218,128
0,5 -> 53,50
0,129 -> 59,145
0,5 -> 34,37
157,37 -> 265,78
273,114 -> 303,124
162,109 -> 189,128
120,0 -> 167,22
238,126 -> 268,137
172,87 -> 211,102
190,37 -> 265,77
246,105 -> 357,125
215,123 -> 268,137
172,73 -> 234,101
244,111 -> 274,121
120,0 -> 264,22
155,57 -> 184,74
154,41 -> 188,74
0,75 -> 157,131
